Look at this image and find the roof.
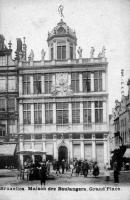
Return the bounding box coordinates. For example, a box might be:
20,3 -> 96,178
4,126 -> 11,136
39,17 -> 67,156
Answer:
0,144 -> 16,156
47,19 -> 77,42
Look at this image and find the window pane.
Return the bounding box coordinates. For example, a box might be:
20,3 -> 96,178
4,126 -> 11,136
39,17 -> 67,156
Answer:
57,46 -> 61,60
62,46 -> 66,59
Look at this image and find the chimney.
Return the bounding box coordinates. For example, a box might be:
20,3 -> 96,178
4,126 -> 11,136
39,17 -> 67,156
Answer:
22,37 -> 27,61
15,38 -> 23,61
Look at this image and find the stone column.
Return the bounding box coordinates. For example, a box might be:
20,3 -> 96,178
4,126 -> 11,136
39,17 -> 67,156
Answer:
69,134 -> 73,161
19,135 -> 23,167
66,40 -> 70,59
53,134 -> 57,160
30,75 -> 33,94
19,76 -> 23,96
69,103 -> 72,125
102,72 -> 106,91
41,75 -> 45,93
80,102 -> 83,124
79,73 -> 83,92
91,102 -> 95,123
31,104 -> 34,125
92,134 -> 96,161
53,41 -> 57,60
80,134 -> 84,160
91,73 -> 94,92
42,104 -> 45,124
53,103 -> 56,125
68,73 -> 71,86
103,101 -> 106,123
31,134 -> 35,163
42,134 -> 46,160
104,134 -> 108,164
19,104 -> 23,125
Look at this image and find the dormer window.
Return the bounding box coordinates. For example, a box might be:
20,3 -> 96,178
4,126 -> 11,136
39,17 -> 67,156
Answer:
57,45 -> 66,60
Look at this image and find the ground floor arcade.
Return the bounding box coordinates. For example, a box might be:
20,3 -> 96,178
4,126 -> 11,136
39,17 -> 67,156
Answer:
18,132 -> 109,168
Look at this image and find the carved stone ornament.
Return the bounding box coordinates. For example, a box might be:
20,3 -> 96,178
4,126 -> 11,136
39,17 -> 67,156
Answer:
51,73 -> 73,96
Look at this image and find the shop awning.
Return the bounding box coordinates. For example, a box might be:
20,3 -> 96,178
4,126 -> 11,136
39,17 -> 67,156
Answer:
0,144 -> 16,156
124,149 -> 130,158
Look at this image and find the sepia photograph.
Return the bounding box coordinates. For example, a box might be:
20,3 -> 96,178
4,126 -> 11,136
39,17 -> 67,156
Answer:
0,0 -> 130,199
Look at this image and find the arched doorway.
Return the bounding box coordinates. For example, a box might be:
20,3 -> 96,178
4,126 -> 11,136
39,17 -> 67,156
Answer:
58,146 -> 68,164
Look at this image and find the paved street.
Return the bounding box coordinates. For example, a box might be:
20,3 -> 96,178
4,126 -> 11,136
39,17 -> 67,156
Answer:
0,169 -> 130,187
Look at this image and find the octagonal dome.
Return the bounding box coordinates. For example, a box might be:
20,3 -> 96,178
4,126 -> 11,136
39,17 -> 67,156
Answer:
47,19 -> 77,43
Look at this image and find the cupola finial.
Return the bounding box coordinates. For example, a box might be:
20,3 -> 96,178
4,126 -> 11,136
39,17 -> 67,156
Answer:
58,5 -> 64,19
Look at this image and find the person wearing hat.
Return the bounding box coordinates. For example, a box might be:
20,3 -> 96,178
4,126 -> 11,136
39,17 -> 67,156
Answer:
40,161 -> 47,186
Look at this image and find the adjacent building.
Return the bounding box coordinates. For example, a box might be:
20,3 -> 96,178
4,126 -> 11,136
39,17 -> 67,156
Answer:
0,35 -> 18,168
17,19 -> 109,168
113,79 -> 130,158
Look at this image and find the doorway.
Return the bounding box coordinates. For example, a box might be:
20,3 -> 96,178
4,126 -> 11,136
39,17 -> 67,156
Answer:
58,146 -> 68,164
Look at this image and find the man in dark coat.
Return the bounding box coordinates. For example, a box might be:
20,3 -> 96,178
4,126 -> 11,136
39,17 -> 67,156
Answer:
40,162 -> 47,186
113,161 -> 119,183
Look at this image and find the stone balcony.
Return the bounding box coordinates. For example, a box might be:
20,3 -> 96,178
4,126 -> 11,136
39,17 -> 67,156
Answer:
19,122 -> 109,134
19,57 -> 107,68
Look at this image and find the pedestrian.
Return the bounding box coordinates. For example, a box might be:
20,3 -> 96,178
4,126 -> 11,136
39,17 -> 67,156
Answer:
93,162 -> 99,177
56,160 -> 61,176
83,160 -> 89,177
40,162 -> 47,186
104,162 -> 110,181
113,161 -> 119,183
61,159 -> 65,174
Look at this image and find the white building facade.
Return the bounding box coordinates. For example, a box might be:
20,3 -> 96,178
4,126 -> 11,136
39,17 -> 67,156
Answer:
18,19 -> 109,168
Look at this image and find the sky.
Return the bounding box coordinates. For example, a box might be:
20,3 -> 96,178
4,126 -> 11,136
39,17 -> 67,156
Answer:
0,0 -> 130,114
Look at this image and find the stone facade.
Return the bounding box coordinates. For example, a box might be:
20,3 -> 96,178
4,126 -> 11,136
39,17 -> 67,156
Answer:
17,19 -> 109,168
0,35 -> 18,142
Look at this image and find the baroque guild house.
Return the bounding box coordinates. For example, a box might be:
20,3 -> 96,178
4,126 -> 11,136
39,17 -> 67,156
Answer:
17,19 -> 109,168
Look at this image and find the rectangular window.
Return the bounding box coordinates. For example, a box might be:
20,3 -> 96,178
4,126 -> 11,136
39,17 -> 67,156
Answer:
8,76 -> 16,91
56,102 -> 68,125
23,104 -> 31,124
33,74 -> 41,94
23,75 -> 30,94
0,98 -> 6,111
34,103 -> 42,124
0,76 -> 6,91
70,46 -> 73,59
44,74 -> 52,94
72,102 -> 80,123
8,98 -> 15,111
57,45 -> 66,60
94,71 -> 102,92
95,101 -> 103,123
45,103 -> 53,124
83,72 -> 91,92
71,72 -> 79,93
83,101 -> 91,124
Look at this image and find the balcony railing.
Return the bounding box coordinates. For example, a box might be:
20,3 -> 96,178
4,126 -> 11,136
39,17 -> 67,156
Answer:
19,122 -> 108,133
20,57 -> 107,68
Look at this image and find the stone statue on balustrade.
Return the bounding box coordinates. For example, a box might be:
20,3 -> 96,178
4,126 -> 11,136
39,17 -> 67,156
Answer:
90,47 -> 95,58
77,46 -> 83,58
41,49 -> 46,61
28,49 -> 34,61
101,46 -> 106,58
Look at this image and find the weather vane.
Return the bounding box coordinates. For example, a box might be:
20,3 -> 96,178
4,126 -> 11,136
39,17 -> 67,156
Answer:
58,5 -> 64,19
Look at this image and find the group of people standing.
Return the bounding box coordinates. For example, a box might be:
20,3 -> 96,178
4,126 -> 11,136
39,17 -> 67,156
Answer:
53,159 -> 100,178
